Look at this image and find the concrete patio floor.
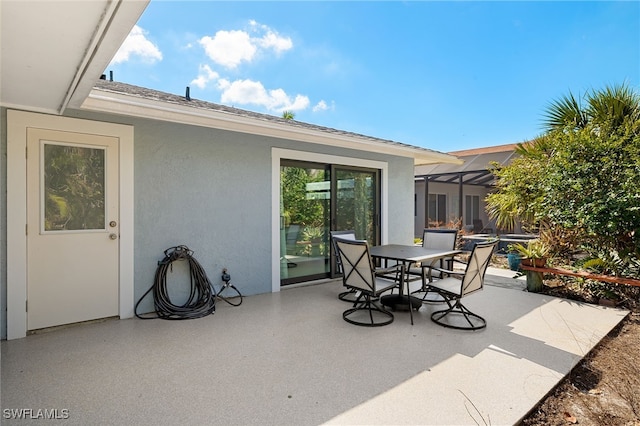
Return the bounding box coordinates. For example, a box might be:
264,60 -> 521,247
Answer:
1,278 -> 628,425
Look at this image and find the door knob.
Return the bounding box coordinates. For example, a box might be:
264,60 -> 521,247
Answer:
109,233 -> 118,240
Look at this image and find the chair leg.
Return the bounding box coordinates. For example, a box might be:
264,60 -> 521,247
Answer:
338,288 -> 358,302
422,285 -> 449,304
412,283 -> 448,304
405,276 -> 414,325
343,295 -> 394,327
410,267 -> 447,305
430,299 -> 486,330
339,288 -> 378,303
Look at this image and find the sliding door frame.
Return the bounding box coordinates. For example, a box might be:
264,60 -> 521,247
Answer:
330,165 -> 381,277
271,148 -> 388,292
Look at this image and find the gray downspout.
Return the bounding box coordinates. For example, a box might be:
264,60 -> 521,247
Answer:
424,176 -> 429,229
458,173 -> 464,225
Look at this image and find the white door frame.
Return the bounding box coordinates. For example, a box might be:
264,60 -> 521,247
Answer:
271,148 -> 388,293
7,110 -> 134,339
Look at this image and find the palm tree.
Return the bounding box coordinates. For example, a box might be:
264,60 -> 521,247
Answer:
282,110 -> 295,120
542,83 -> 640,133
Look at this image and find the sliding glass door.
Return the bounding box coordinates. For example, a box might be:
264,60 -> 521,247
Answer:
332,166 -> 379,244
279,161 -> 380,285
280,161 -> 331,285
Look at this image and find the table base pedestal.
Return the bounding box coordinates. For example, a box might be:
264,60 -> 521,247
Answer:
381,294 -> 422,311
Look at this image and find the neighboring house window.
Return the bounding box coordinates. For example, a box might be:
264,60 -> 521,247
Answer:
465,195 -> 480,225
428,194 -> 447,226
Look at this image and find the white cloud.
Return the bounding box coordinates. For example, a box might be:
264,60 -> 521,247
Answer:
218,78 -> 309,113
190,64 -> 220,89
111,25 -> 162,65
257,30 -> 293,53
199,30 -> 256,69
199,21 -> 292,69
312,100 -> 334,112
192,22 -> 303,112
250,21 -> 292,54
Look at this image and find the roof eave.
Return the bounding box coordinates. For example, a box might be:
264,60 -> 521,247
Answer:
81,89 -> 462,166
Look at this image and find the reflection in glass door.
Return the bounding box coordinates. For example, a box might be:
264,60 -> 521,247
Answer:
331,167 -> 380,276
280,161 -> 331,285
279,161 -> 380,286
333,167 -> 379,244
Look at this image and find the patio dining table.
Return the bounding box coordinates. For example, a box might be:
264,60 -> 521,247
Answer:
369,244 -> 462,318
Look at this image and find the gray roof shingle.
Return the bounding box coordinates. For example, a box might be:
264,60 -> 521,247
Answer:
93,79 -> 451,158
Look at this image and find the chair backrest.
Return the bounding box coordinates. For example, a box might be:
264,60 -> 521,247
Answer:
460,241 -> 497,297
330,230 -> 356,274
286,224 -> 301,246
422,229 -> 458,251
334,238 -> 376,293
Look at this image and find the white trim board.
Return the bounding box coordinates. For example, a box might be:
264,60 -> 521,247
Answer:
6,110 -> 134,339
84,90 -> 462,167
271,148 -> 388,293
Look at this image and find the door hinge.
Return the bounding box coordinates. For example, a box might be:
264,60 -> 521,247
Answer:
25,146 -> 28,159
26,300 -> 28,312
25,224 -> 28,236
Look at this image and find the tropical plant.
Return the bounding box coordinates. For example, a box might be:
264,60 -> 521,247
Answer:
281,166 -> 327,227
282,110 -> 295,120
542,122 -> 640,260
302,226 -> 324,242
509,239 -> 550,260
486,83 -> 640,276
486,152 -> 547,231
301,226 -> 326,256
542,82 -> 640,134
579,248 -> 640,279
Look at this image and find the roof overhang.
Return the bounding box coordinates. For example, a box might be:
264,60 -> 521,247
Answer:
0,0 -> 149,114
81,89 -> 463,166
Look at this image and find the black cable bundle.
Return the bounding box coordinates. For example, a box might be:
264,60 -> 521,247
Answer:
135,245 -> 217,320
218,268 -> 243,306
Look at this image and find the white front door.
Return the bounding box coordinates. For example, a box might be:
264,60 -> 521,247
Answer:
26,128 -> 120,330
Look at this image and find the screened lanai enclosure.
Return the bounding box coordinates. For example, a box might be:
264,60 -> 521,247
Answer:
414,144 -> 521,237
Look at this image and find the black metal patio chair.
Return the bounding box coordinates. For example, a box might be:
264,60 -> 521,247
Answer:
330,230 -> 359,303
428,240 -> 497,330
335,238 -> 404,327
410,228 -> 458,303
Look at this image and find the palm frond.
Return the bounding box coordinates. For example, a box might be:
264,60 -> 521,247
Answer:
515,135 -> 553,158
587,83 -> 640,129
541,91 -> 588,132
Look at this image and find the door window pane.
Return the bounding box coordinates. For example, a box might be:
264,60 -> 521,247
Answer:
280,163 -> 330,284
334,168 -> 376,244
43,143 -> 106,231
465,195 -> 480,225
428,194 -> 447,226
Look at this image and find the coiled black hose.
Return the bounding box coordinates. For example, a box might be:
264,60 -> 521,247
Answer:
135,245 -> 217,320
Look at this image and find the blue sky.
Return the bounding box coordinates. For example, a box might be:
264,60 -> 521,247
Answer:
108,1 -> 640,152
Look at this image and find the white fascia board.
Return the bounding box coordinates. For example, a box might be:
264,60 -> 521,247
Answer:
67,1 -> 150,110
82,90 -> 462,166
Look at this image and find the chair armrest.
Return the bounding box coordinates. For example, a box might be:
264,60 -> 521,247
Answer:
374,264 -> 405,284
450,258 -> 468,267
430,266 -> 464,276
427,265 -> 464,282
375,264 -> 404,276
